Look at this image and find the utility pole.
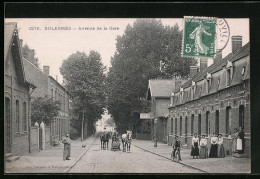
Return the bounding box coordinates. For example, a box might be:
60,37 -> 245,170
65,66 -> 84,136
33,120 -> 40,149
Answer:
81,109 -> 85,141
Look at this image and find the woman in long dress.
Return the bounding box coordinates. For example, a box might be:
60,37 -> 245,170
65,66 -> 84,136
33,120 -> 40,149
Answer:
237,127 -> 245,154
199,134 -> 208,159
217,134 -> 225,158
209,133 -> 218,158
232,128 -> 239,154
190,133 -> 200,159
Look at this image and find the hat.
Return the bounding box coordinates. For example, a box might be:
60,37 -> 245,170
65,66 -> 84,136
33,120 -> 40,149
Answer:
66,134 -> 69,137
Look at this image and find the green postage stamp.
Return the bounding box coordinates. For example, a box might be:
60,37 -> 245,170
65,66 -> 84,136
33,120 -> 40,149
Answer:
182,16 -> 217,58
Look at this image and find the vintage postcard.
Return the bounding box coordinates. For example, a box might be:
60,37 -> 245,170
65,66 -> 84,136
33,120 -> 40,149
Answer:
4,17 -> 250,173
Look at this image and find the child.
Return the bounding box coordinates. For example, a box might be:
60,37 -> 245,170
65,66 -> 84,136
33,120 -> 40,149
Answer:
173,135 -> 182,161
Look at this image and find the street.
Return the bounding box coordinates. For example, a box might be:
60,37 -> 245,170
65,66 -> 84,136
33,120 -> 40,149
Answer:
68,137 -> 201,173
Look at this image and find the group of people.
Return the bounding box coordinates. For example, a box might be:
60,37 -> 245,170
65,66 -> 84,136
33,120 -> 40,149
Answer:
190,133 -> 225,159
190,126 -> 245,159
172,127 -> 245,160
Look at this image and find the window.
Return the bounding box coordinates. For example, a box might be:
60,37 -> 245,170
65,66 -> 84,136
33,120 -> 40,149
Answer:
23,102 -> 27,132
180,116 -> 182,136
198,114 -> 201,136
215,110 -> 219,134
207,79 -> 210,94
51,89 -> 53,99
185,116 -> 188,144
242,66 -> 246,76
16,100 -> 20,133
175,118 -> 177,134
226,106 -> 232,136
227,69 -> 231,86
217,77 -> 221,89
199,86 -> 202,96
191,114 -> 194,135
206,111 -> 210,136
239,105 -> 245,129
171,118 -> 173,133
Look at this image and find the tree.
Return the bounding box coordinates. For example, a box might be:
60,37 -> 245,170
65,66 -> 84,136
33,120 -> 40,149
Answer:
60,51 -> 106,140
106,19 -> 197,133
31,96 -> 60,125
22,44 -> 40,68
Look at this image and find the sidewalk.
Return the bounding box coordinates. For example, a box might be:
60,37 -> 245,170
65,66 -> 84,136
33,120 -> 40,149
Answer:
5,135 -> 97,173
132,139 -> 251,173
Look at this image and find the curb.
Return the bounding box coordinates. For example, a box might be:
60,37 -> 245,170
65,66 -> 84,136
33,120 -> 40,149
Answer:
62,135 -> 98,173
133,144 -> 207,173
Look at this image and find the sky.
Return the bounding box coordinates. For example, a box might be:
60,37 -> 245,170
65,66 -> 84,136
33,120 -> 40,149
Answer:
5,18 -> 249,84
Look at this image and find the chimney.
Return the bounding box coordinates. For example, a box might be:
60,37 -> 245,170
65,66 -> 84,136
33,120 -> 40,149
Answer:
43,66 -> 50,76
56,75 -> 58,82
232,36 -> 242,54
190,66 -> 199,78
214,50 -> 222,63
19,39 -> 23,55
200,58 -> 208,72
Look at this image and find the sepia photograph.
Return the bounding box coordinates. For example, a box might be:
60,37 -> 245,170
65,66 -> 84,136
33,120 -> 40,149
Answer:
4,17 -> 250,174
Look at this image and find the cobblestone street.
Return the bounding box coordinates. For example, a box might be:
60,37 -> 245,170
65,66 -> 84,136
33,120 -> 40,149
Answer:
6,135 -> 250,173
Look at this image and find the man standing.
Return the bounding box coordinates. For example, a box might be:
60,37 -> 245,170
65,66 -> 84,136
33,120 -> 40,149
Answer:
62,133 -> 71,160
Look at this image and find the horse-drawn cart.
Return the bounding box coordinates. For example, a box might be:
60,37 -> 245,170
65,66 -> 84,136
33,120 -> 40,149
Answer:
111,139 -> 120,151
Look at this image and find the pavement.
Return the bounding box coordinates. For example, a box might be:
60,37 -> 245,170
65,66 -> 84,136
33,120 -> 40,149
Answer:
5,135 -> 251,173
5,135 -> 97,173
132,139 -> 251,173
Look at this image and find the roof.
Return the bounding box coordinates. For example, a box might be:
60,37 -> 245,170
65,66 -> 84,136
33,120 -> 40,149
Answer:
23,57 -> 70,95
176,42 -> 250,92
5,22 -> 31,86
147,79 -> 185,98
4,22 -> 17,63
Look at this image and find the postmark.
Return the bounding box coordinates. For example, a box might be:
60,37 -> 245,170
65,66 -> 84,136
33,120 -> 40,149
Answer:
182,16 -> 217,59
216,18 -> 230,51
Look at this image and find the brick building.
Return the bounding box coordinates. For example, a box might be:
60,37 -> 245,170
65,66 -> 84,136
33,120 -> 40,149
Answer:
168,36 -> 250,156
145,79 -> 186,143
4,22 -> 36,156
22,51 -> 71,145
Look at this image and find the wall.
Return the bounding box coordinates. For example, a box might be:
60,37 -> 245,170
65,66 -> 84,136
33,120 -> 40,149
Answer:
30,126 -> 39,153
168,82 -> 250,156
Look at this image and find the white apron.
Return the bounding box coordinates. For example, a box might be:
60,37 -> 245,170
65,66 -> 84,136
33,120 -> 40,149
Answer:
237,138 -> 242,150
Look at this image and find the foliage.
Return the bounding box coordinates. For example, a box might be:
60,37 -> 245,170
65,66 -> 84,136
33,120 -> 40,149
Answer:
106,19 -> 197,133
22,44 -> 40,68
31,96 -> 60,125
60,51 -> 106,137
105,117 -> 115,127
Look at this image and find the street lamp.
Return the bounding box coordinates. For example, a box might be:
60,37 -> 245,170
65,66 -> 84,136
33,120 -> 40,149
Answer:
154,118 -> 157,147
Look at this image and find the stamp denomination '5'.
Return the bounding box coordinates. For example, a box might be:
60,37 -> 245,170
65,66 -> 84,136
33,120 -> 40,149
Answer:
182,17 -> 217,59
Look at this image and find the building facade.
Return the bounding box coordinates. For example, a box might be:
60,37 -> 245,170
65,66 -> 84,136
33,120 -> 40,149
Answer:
23,54 -> 71,145
146,79 -> 186,143
4,23 -> 35,156
168,37 -> 250,156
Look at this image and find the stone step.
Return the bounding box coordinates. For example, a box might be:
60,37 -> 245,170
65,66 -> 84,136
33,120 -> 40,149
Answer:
232,153 -> 247,158
5,153 -> 13,159
6,156 -> 20,162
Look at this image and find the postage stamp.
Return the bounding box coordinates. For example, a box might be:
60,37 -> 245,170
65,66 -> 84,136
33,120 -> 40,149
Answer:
182,16 -> 217,59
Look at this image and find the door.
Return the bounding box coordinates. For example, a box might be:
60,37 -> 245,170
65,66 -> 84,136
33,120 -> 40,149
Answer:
5,97 -> 12,153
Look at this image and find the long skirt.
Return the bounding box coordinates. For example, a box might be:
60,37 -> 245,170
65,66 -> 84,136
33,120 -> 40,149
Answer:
237,138 -> 243,154
218,144 -> 225,158
191,142 -> 199,156
199,146 -> 208,159
63,147 -> 71,160
209,144 -> 218,158
232,139 -> 237,153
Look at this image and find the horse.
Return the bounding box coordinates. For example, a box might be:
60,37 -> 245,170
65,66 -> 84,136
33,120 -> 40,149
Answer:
100,132 -> 110,149
121,130 -> 132,152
